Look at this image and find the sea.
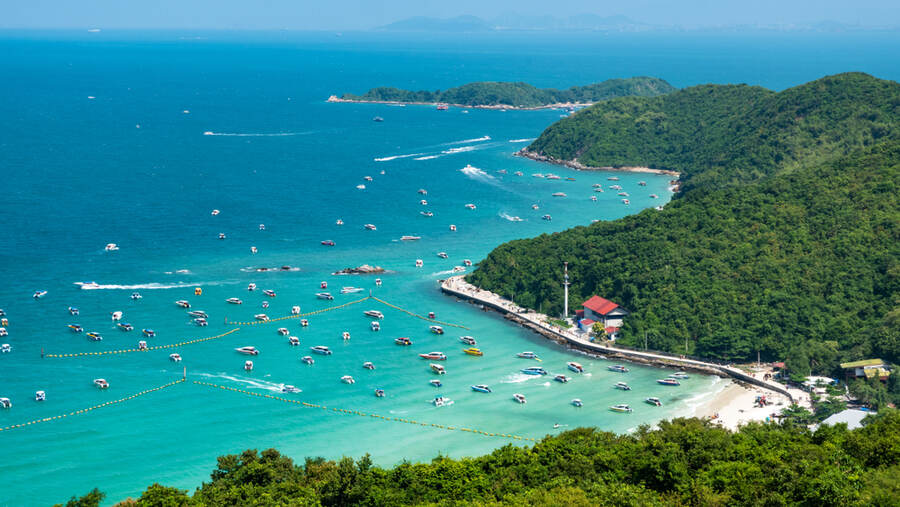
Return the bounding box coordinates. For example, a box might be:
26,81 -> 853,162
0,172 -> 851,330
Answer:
1,29 -> 899,505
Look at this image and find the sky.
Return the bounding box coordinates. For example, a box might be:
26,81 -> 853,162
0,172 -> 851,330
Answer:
1,0 -> 899,30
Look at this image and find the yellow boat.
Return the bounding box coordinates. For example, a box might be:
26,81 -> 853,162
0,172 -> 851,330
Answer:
463,347 -> 483,356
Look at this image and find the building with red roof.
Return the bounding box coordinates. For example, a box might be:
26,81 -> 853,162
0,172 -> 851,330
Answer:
581,296 -> 629,328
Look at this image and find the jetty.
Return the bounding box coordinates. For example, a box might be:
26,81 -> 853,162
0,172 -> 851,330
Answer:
440,276 -> 807,404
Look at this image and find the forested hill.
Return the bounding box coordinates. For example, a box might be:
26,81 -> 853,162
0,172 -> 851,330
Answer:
338,77 -> 675,108
526,72 -> 900,192
469,103 -> 900,368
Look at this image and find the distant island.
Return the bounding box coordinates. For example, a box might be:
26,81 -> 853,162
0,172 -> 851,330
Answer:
329,77 -> 675,109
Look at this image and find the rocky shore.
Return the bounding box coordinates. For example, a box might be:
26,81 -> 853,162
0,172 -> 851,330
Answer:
326,95 -> 593,111
332,264 -> 385,275
516,148 -> 681,177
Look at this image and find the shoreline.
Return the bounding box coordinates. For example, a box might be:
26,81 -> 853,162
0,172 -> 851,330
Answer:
516,148 -> 682,177
326,95 -> 594,111
693,381 -> 790,431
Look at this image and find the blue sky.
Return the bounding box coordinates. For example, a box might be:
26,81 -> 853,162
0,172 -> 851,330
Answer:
2,0 -> 899,30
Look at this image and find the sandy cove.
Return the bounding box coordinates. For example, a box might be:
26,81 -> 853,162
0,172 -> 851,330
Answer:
517,148 -> 681,177
695,380 -> 805,431
326,95 -> 594,111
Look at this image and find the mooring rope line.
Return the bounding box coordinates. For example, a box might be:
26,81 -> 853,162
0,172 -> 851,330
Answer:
370,296 -> 469,329
43,329 -> 241,358
0,378 -> 185,433
194,381 -> 534,442
225,296 -> 372,326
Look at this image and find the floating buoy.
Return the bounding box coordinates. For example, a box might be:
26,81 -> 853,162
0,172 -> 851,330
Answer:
194,287 -> 202,296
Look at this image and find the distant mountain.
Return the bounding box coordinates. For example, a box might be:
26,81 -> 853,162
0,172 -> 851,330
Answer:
378,15 -> 493,32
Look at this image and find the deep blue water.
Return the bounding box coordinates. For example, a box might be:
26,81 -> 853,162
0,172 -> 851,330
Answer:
0,30 -> 898,505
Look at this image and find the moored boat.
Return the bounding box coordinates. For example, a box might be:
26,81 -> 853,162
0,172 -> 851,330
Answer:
471,384 -> 492,393
614,382 -> 632,391
289,336 -> 300,346
263,289 -> 276,297
310,345 -> 332,355
169,353 -> 182,362
429,325 -> 444,335
226,297 -> 242,304
419,351 -> 446,360
459,335 -> 476,345
316,292 -> 334,300
554,374 -> 569,383
374,389 -> 385,397
69,324 -> 83,333
645,397 -> 662,406
512,393 -> 527,404
301,355 -> 314,364
657,378 -> 681,386
321,240 -> 335,246
68,307 -> 79,315
567,362 -> 584,373
430,363 -> 446,375
138,340 -> 148,350
370,321 -> 380,331
131,292 -> 142,300
432,395 -> 453,407
340,287 -> 363,294
395,336 -> 412,346
254,314 -> 269,321
93,378 -> 109,389
35,391 -> 46,402
341,375 -> 355,384
277,327 -> 289,336
244,360 -> 253,371
342,331 -> 351,340
87,332 -> 102,341
608,364 -> 629,373
437,252 -> 448,259
610,404 -> 632,413
364,310 -> 384,319
282,385 -> 300,393
362,361 -> 375,370
142,328 -> 155,338
175,300 -> 191,308
117,322 -> 133,331
521,366 -> 548,376
463,347 -> 483,356
571,398 -> 583,407
235,346 -> 259,355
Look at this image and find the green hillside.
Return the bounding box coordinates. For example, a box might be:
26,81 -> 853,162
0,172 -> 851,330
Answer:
527,73 -> 900,192
469,74 -> 900,367
340,77 -> 675,107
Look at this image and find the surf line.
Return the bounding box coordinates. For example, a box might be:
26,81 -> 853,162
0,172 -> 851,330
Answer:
42,328 -> 241,358
0,378 -> 185,433
194,381 -> 534,442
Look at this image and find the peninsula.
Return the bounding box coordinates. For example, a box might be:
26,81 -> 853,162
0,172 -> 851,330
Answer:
329,76 -> 675,109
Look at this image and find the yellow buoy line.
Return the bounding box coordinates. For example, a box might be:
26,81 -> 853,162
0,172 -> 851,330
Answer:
0,378 -> 185,433
194,381 -> 535,442
43,328 -> 241,358
225,296 -> 372,326
371,296 -> 469,329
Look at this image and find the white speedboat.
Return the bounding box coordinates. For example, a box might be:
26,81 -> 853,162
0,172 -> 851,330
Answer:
244,360 -> 253,371
669,372 -> 690,379
375,278 -> 382,286
138,340 -> 148,350
374,389 -> 385,397
512,393 -> 527,404
432,396 -> 452,407
608,176 -> 619,181
316,292 -> 334,300
645,397 -> 662,407
341,375 -> 355,384
463,259 -> 472,266
0,343 -> 11,353
420,211 -> 433,217
554,374 -> 569,383
169,353 -> 182,362
419,351 -> 446,360
521,366 -> 547,376
301,355 -> 314,364
68,307 -> 79,315
417,188 -> 427,195
364,224 -> 377,230
364,175 -> 373,181
111,311 -> 123,321
93,378 -> 109,389
104,243 -> 119,251
452,266 -> 465,273
465,203 -> 476,210
0,397 -> 11,408
401,235 -> 421,241
263,289 -> 276,297
571,398 -> 583,407
254,314 -> 269,321
193,318 -> 208,326
301,319 -> 309,327
210,209 -> 220,215
310,345 -> 332,355
356,184 -> 366,190
608,365 -> 629,373
187,310 -> 208,318
657,378 -> 681,386
291,305 -> 301,314
282,385 -> 300,393
552,192 -> 566,197
542,215 -> 552,221
517,351 -> 539,359
394,337 -> 412,345
419,199 -> 428,205
175,300 -> 191,308
247,283 -> 257,291
131,292 -> 142,300
218,233 -> 226,239
459,335 -> 476,346
591,195 -> 598,201
370,321 -> 380,331
430,363 -> 446,375
277,327 -> 289,336
415,259 -> 423,267
288,336 -> 300,346
33,290 -> 48,299
342,331 -> 351,340
471,384 -> 492,393
235,346 -> 259,355
437,252 -> 448,259
622,199 -> 630,205
336,219 -> 344,225
449,224 -> 457,231
340,287 -> 363,294
610,404 -> 632,413
35,391 -> 46,402
226,297 -> 242,304
364,310 -> 384,319
567,362 -> 584,373
650,194 -> 659,198
430,379 -> 442,388
362,361 -> 375,370
614,382 -> 631,391
429,325 -> 444,335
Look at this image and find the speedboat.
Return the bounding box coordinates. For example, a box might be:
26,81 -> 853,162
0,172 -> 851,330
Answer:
210,209 -> 220,215
316,292 -> 334,300
572,398 -> 583,407
591,196 -> 598,201
244,360 -> 253,371
465,203 -> 476,210
463,259 -> 472,266
105,243 -> 119,251
0,343 -> 11,353
111,311 -> 123,321
517,351 -> 538,359
521,366 -> 548,376
321,240 -> 335,246
364,310 -> 384,319
459,336 -> 476,346
610,404 -> 632,413
218,233 -> 226,239
310,345 -> 332,355
449,224 -> 457,232
263,289 -> 276,297
430,363 -> 446,375
364,175 -> 374,181
277,327 -> 289,336
33,290 -> 48,299
342,331 -> 351,340
68,307 -> 79,315
370,321 -> 380,331
552,192 -> 566,197
567,362 -> 584,373
175,300 -> 191,308
514,171 -> 523,176
592,183 -> 603,188
471,384 -> 492,393
415,259 -> 423,267
188,310 -> 208,318
650,194 -> 659,198
417,188 -> 427,195
356,184 -> 366,190
532,204 -> 539,210
608,364 -> 629,373
247,283 -> 257,291
657,378 -> 681,386
608,176 -> 619,181
554,374 -> 569,383
452,266 -> 465,273
432,396 -> 453,407
463,347 -> 483,356
362,361 -> 375,370
289,336 -> 300,346
394,336 -> 412,346
610,184 -> 622,190
594,188 -> 604,192
251,246 -> 258,254
617,192 -> 629,197
420,199 -> 428,205
291,306 -> 301,314
282,385 -> 300,393
117,322 -> 134,331
254,314 -> 269,321
131,292 -> 142,300
497,169 -> 506,174
364,224 -> 377,231
546,174 -> 561,180
258,224 -> 265,231
0,397 -> 11,408
420,211 -> 433,217
93,379 -> 109,389
226,297 -> 242,304
512,393 -> 527,404
35,391 -> 46,402
341,287 -> 363,294
622,199 -> 630,205
0,327 -> 5,337
138,340 -> 148,350
669,372 -> 690,379
169,353 -> 182,362
375,278 -> 382,286
374,389 -> 385,397
235,346 -> 259,355
194,318 -> 208,326
638,181 -> 647,186
142,329 -> 155,337
542,215 -> 552,221
401,235 -> 421,241
429,325 -> 444,335
645,397 -> 662,406
301,355 -> 314,364
419,351 -> 446,360
614,382 -> 632,391
437,252 -> 448,259
301,319 -> 309,327
336,219 -> 344,225
87,332 -> 102,341
341,375 -> 355,384
430,379 -> 442,388
69,324 -> 84,333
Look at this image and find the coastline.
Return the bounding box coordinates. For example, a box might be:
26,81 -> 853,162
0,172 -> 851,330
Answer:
693,381 -> 789,431
516,148 -> 682,177
326,95 -> 594,111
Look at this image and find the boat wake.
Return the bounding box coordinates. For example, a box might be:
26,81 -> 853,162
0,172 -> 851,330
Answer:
203,131 -> 311,137
197,373 -> 296,393
498,212 -> 525,222
413,155 -> 439,161
508,138 -> 534,143
445,135 -> 491,145
500,373 -> 537,384
74,281 -> 221,290
442,146 -> 478,154
374,153 -> 425,162
460,164 -> 495,181
240,266 -> 301,272
163,269 -> 192,275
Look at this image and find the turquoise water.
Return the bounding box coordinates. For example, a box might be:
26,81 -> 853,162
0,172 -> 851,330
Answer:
1,30 -> 899,505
